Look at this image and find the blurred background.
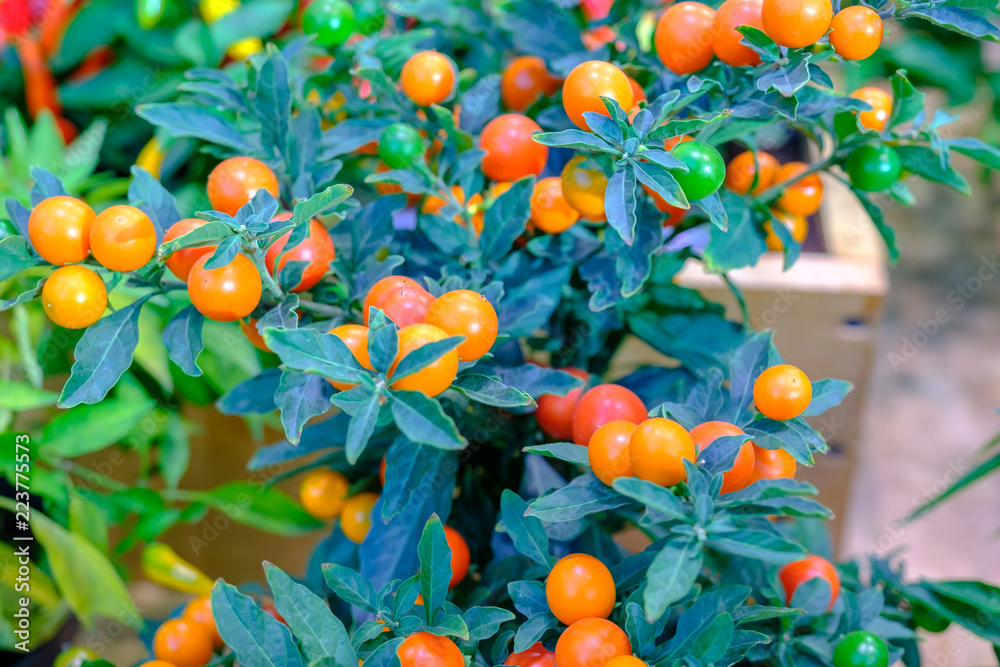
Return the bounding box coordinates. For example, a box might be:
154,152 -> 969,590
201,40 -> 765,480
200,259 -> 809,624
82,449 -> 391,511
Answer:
3,2 -> 1000,665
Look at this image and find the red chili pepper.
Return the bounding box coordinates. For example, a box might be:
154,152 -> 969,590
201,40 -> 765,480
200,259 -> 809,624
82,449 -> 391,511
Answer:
39,0 -> 83,56
16,36 -> 61,118
67,44 -> 115,81
0,0 -> 34,38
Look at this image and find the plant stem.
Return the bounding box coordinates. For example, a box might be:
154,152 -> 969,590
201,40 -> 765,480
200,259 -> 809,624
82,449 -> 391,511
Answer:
753,155 -> 836,203
251,246 -> 285,300
66,462 -> 128,491
298,299 -> 343,318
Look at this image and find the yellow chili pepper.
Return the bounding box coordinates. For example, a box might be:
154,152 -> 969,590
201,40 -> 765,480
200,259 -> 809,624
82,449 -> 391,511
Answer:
136,136 -> 165,180
141,542 -> 214,595
199,0 -> 263,61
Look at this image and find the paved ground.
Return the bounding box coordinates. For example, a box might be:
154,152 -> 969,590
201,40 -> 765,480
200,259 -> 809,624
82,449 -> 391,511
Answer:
840,149 -> 1000,665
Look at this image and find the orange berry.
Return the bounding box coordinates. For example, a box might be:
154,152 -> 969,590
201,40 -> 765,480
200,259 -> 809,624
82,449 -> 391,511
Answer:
725,151 -> 778,195
761,0 -> 832,49
28,196 -> 95,265
588,421 -> 636,486
628,418 -> 695,487
829,6 -> 883,61
530,177 -> 580,234
655,2 -> 716,75
401,51 -> 455,106
562,61 -> 634,130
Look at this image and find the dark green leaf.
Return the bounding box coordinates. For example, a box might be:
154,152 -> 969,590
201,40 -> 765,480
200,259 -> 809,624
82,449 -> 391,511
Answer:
451,374 -> 534,407
162,306 -> 204,377
264,563 -> 357,666
527,473 -> 633,522
275,371 -> 333,444
389,391 -> 465,449
500,490 -> 552,566
322,563 -> 379,612
522,442 -> 589,466
345,389 -> 382,464
59,296 -> 151,408
211,581 -> 304,667
418,515 -> 452,625
604,164 -> 638,244
264,327 -> 369,385
480,177 -> 534,265
644,536 -> 703,621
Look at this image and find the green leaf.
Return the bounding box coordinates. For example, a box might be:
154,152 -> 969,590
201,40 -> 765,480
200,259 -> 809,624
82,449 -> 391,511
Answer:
756,53 -> 811,97
612,477 -> 690,522
802,378 -> 853,416
500,490 -> 552,566
888,71 -> 925,128
522,442 -> 589,466
128,166 -> 181,241
451,374 -> 534,407
322,563 -> 379,612
0,236 -> 40,281
199,481 -> 323,535
41,398 -> 156,459
390,336 -> 464,383
59,296 -> 152,408
389,391 -> 466,449
136,103 -> 259,153
27,504 -> 139,629
68,494 -> 109,554
291,184 -> 355,227
644,536 -> 703,622
157,220 -> 233,261
947,137 -> 1000,171
381,439 -> 450,520
532,129 -> 617,153
211,580 -> 304,667
707,529 -> 805,563
907,439 -> 1000,521
345,388 -> 382,464
418,515 -> 451,626
161,413 -> 191,489
264,563 -> 357,666
895,145 -> 970,194
264,327 -> 370,385
0,381 -> 58,411
275,371 -> 333,445
604,164 -> 638,244
904,7 -> 1000,41
527,473 -> 633,522
162,306 -> 205,377
463,606 -> 516,642
480,177 -> 534,265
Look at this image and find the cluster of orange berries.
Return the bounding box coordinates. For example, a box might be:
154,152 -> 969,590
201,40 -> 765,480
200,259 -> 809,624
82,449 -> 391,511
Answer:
725,150 -> 822,250
148,595 -> 222,667
163,156 -> 336,323
534,364 -> 810,492
299,466 -> 472,587
30,195 -> 157,329
345,275 -> 498,395
655,0 -> 883,76
498,546 -> 840,667
720,83 -> 893,250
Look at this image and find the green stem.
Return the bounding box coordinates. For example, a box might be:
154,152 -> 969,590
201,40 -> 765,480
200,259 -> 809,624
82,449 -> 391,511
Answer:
298,299 -> 343,318
251,246 -> 285,300
416,163 -> 481,265
66,462 -> 128,491
753,155 -> 836,203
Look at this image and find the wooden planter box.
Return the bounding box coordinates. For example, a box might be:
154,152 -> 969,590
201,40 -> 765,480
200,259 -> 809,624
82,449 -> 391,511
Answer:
610,175 -> 889,549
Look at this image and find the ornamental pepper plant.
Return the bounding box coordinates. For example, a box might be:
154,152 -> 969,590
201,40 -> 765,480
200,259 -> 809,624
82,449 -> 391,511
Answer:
5,0 -> 1000,666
